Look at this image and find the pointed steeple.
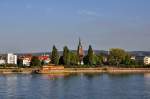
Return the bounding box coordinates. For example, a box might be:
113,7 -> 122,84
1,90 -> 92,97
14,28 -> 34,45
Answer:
77,37 -> 84,65
79,37 -> 81,46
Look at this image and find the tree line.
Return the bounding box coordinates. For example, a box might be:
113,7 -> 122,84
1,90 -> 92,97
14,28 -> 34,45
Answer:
50,45 -> 141,68
15,45 -> 148,68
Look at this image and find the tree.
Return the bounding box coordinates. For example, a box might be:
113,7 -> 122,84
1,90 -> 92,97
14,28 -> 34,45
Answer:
41,60 -> 45,66
63,46 -> 70,65
51,45 -> 59,65
122,54 -> 138,67
83,55 -> 89,65
122,54 -> 131,65
69,52 -> 78,65
95,54 -> 103,66
92,55 -> 97,65
108,48 -> 126,66
59,56 -> 64,65
87,45 -> 94,65
31,56 -> 41,66
17,58 -> 23,67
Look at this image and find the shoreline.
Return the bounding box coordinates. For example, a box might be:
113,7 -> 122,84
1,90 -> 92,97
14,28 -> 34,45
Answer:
1,67 -> 150,74
63,68 -> 150,74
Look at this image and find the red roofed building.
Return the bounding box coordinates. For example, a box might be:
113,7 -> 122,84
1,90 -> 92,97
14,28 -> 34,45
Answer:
18,54 -> 32,66
38,55 -> 51,64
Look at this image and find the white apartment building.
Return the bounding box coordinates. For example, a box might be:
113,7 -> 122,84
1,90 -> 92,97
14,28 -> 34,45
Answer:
144,56 -> 150,65
7,53 -> 17,64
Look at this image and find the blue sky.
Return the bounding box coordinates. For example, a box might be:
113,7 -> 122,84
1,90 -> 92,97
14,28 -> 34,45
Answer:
0,0 -> 150,53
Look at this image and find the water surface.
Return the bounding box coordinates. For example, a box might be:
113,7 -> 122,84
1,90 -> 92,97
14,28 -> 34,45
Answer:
0,73 -> 150,99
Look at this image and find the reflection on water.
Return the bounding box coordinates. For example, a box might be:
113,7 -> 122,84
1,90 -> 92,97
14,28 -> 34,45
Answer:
0,73 -> 150,99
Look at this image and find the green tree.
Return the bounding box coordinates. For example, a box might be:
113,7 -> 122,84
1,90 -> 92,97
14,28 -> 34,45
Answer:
59,56 -> 64,65
122,54 -> 138,67
95,54 -> 103,66
17,58 -> 23,67
51,45 -> 59,65
87,45 -> 94,66
41,60 -> 45,66
83,55 -> 88,65
92,55 -> 97,65
69,52 -> 78,65
108,48 -> 126,66
122,54 -> 131,66
63,46 -> 70,65
31,56 -> 41,66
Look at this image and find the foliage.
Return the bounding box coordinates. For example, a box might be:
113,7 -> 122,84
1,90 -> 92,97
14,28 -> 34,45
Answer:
31,56 -> 41,66
41,60 -> 45,66
95,54 -> 103,65
59,56 -> 64,65
5,64 -> 17,67
17,58 -> 23,67
122,54 -> 137,66
108,48 -> 127,66
83,55 -> 89,65
63,46 -> 70,65
69,52 -> 78,65
87,45 -> 94,65
51,45 -> 59,65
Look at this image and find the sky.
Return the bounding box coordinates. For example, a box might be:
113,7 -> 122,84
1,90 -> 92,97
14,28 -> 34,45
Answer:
0,0 -> 150,53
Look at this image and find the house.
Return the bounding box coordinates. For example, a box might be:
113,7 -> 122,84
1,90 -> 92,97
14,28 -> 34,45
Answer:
38,55 -> 51,64
0,56 -> 6,65
144,56 -> 150,65
135,56 -> 150,65
130,56 -> 136,60
18,54 -> 32,66
7,53 -> 17,64
22,58 -> 31,66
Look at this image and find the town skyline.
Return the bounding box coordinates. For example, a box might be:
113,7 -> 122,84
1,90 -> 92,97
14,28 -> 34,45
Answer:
0,0 -> 150,53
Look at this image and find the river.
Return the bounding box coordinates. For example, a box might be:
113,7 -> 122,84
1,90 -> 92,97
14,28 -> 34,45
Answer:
0,73 -> 150,99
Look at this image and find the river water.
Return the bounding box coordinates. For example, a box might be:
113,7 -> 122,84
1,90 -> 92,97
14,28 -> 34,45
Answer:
0,73 -> 150,99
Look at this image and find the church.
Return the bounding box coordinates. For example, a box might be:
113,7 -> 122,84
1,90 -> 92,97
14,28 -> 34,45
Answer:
77,38 -> 84,65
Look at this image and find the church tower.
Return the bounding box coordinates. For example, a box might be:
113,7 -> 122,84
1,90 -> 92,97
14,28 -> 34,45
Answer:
77,38 -> 84,65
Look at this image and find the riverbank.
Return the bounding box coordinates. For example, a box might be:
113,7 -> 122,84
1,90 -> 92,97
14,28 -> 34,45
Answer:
1,67 -> 150,74
0,68 -> 38,74
63,67 -> 150,73
40,66 -> 150,74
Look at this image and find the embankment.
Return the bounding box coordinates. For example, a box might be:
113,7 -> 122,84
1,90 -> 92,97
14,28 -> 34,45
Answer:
1,67 -> 150,74
0,68 -> 39,74
63,67 -> 150,73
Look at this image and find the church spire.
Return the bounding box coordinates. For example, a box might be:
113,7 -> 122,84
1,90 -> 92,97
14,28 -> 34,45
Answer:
77,38 -> 84,65
79,37 -> 81,46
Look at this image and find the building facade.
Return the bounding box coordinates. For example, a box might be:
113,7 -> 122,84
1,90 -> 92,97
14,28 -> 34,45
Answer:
7,53 -> 17,64
22,58 -> 31,66
38,55 -> 51,64
0,60 -> 6,65
0,56 -> 6,65
18,54 -> 32,66
144,56 -> 150,65
135,56 -> 150,65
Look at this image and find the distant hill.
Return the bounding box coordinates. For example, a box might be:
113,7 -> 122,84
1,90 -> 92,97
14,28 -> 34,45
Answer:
16,50 -> 150,57
129,51 -> 150,56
